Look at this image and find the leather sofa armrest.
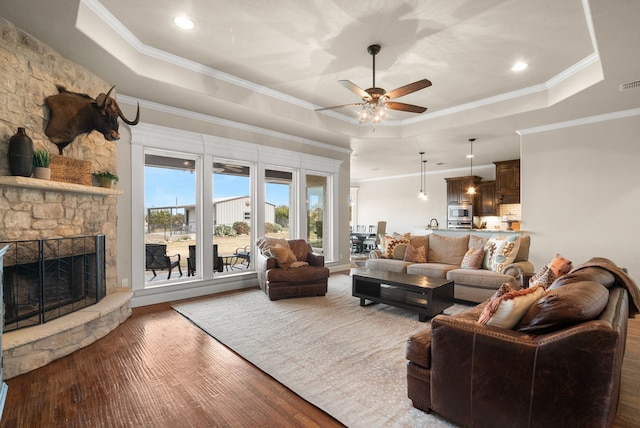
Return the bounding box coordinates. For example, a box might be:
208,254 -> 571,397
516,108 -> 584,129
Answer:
406,329 -> 432,369
307,252 -> 324,267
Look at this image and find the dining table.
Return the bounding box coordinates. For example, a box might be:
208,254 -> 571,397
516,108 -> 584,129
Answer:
351,232 -> 375,253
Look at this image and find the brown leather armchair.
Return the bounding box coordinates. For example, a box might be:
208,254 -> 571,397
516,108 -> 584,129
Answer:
406,260 -> 636,428
255,238 -> 329,300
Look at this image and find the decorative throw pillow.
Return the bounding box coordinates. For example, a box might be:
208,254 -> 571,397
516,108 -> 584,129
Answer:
393,243 -> 408,260
518,281 -> 609,333
404,243 -> 427,263
529,254 -> 572,289
483,235 -> 521,273
478,285 -> 546,329
461,247 -> 484,269
428,234 -> 469,265
267,244 -> 297,269
385,237 -> 410,259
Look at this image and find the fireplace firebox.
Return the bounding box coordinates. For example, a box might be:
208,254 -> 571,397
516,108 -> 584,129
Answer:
1,235 -> 105,332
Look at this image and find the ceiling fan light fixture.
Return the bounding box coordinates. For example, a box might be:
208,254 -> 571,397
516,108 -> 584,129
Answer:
317,44 -> 430,122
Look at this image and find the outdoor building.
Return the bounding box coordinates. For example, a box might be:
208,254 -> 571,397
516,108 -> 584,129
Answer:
146,197 -> 276,235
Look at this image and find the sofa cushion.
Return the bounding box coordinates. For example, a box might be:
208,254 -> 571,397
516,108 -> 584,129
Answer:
483,234 -> 521,272
447,268 -> 518,289
366,258 -> 413,273
407,263 -> 457,279
550,267 -> 616,289
410,235 -> 429,255
460,247 -> 484,269
266,265 -> 329,282
514,234 -> 530,262
428,234 -> 469,265
518,281 -> 609,333
469,235 -> 488,250
404,243 -> 427,263
478,284 -> 546,329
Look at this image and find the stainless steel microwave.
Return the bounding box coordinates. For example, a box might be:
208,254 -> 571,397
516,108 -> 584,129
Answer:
448,205 -> 472,220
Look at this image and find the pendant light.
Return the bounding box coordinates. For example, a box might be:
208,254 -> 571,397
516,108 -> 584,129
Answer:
467,138 -> 476,195
421,159 -> 428,200
418,152 -> 425,199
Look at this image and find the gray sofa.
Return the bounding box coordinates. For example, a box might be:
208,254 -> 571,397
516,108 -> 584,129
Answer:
366,233 -> 534,303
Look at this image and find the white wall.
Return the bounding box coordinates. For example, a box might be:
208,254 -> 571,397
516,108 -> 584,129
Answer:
521,114 -> 640,284
353,165 -> 495,234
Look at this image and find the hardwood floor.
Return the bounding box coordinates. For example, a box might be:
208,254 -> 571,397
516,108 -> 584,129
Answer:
1,285 -> 639,427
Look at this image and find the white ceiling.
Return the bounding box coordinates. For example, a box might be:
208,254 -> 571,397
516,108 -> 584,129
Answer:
1,0 -> 639,180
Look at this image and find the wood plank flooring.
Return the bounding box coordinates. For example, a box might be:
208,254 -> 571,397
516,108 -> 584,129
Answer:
1,284 -> 639,427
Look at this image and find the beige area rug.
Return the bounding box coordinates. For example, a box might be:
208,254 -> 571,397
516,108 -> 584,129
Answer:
173,274 -> 468,427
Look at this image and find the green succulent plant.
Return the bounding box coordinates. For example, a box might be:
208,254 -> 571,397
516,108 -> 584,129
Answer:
92,171 -> 119,182
32,149 -> 51,168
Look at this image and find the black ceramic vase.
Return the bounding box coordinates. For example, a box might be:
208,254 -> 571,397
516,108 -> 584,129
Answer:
9,127 -> 34,177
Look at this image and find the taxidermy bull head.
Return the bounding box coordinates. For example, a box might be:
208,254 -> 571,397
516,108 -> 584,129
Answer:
45,85 -> 140,154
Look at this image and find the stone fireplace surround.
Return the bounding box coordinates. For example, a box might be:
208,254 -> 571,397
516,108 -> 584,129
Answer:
0,178 -> 132,379
0,17 -> 136,379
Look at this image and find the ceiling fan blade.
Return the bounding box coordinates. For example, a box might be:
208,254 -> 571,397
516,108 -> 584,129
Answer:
315,102 -> 363,112
339,80 -> 370,99
385,79 -> 432,100
385,101 -> 427,113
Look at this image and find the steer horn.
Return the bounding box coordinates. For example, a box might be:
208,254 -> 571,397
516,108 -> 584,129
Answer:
96,85 -> 115,110
116,101 -> 140,125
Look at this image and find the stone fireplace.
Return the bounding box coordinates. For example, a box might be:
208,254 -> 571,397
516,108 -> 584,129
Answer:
0,18 -> 132,379
2,234 -> 106,332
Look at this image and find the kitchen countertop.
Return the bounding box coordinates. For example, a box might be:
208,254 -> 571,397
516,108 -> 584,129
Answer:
421,228 -> 524,234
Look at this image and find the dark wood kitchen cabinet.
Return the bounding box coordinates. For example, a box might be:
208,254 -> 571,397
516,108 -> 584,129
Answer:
494,159 -> 520,204
445,176 -> 482,205
477,180 -> 497,216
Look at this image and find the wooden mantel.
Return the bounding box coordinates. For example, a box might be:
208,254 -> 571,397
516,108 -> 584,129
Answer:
0,176 -> 123,196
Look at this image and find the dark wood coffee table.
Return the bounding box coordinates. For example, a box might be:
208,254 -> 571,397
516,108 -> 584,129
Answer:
352,270 -> 454,321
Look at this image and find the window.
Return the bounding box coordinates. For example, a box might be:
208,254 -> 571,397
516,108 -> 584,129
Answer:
144,153 -> 197,283
306,174 -> 328,254
131,123 -> 342,295
212,162 -> 252,272
265,168 -> 293,240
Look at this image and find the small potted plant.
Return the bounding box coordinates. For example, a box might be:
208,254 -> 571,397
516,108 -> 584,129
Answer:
32,149 -> 51,180
93,171 -> 119,188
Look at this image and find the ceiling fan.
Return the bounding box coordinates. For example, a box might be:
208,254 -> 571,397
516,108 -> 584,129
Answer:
316,44 -> 431,123
213,163 -> 246,174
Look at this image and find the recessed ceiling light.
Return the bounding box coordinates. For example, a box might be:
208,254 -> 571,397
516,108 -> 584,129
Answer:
173,16 -> 195,30
512,61 -> 528,72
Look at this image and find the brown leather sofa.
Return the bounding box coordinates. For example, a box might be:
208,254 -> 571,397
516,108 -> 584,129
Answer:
406,258 -> 639,428
255,238 -> 329,300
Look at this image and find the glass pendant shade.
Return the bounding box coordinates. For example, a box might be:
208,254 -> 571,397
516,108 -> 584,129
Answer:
467,138 -> 476,195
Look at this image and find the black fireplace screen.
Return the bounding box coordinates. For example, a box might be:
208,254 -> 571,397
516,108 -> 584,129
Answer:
1,235 -> 105,332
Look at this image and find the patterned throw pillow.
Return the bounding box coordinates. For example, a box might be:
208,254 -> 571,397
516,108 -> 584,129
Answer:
461,247 -> 484,269
385,237 -> 410,258
529,254 -> 573,288
403,243 -> 427,263
483,235 -> 521,273
478,284 -> 546,329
